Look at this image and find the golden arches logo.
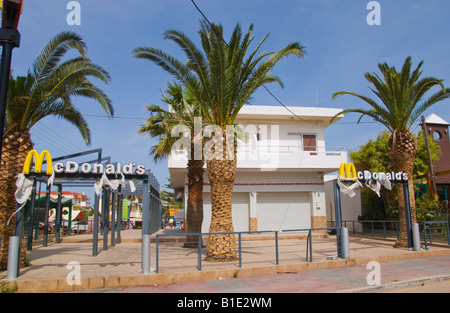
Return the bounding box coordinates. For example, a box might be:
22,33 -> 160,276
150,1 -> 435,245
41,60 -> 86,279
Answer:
339,162 -> 357,182
23,150 -> 53,175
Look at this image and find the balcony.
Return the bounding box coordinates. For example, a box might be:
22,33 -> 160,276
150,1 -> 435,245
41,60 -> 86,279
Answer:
168,144 -> 348,173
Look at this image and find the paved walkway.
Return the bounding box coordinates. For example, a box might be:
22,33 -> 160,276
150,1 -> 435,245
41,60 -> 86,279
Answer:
121,255 -> 450,293
1,229 -> 449,293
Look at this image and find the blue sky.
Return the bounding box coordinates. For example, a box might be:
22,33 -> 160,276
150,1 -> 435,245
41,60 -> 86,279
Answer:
11,0 -> 450,195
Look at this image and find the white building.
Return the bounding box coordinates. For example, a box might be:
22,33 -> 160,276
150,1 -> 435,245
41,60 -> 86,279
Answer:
169,105 -> 348,233
324,175 -> 363,231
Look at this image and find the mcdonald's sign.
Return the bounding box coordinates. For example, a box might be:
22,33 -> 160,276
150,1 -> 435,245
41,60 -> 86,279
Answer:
23,150 -> 53,175
339,162 -> 408,183
339,162 -> 357,182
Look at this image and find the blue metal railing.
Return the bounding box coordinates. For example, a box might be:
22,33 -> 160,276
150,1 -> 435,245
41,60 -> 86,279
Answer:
422,221 -> 450,250
155,227 -> 338,273
328,220 -> 450,248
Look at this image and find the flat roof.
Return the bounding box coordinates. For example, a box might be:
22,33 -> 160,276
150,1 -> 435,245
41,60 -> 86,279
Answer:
168,104 -> 344,126
236,105 -> 344,125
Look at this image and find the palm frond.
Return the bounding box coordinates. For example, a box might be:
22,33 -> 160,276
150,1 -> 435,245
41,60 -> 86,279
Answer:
6,31 -> 112,145
134,20 -> 306,129
332,57 -> 449,133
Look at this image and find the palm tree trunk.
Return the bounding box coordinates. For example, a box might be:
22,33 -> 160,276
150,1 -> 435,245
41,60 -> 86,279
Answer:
206,151 -> 237,261
389,131 -> 417,248
183,159 -> 204,248
0,130 -> 33,270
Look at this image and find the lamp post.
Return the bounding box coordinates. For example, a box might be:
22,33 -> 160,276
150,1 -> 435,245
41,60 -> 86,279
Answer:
0,0 -> 22,167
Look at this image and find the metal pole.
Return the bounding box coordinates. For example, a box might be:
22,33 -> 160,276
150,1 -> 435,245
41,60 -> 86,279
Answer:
142,179 -> 150,235
13,202 -> 23,277
446,222 -> 450,246
6,236 -> 20,280
116,192 -> 123,244
26,179 -> 37,250
309,230 -> 313,262
423,222 -> 429,250
68,201 -> 72,235
102,187 -> 109,251
155,235 -> 159,274
275,231 -> 279,265
305,232 -> 309,261
92,193 -> 99,256
447,222 -> 450,246
141,234 -> 151,274
34,181 -> 42,240
55,184 -> 62,244
238,232 -> 242,268
412,223 -> 421,251
334,179 -> 343,258
341,228 -> 350,258
141,177 -> 151,274
43,184 -> 51,247
0,29 -> 20,167
197,234 -> 202,271
110,191 -> 116,247
403,182 -> 414,249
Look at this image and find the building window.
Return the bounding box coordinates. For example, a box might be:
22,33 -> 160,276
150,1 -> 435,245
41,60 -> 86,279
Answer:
433,131 -> 442,141
302,134 -> 317,155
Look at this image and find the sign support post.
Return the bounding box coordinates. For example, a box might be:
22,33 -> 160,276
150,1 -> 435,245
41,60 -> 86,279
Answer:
402,181 -> 413,249
26,179 -> 37,251
333,179 -> 343,258
93,193 -> 100,256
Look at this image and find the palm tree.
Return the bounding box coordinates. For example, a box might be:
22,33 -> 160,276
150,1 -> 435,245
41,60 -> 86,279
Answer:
332,56 -> 450,247
0,32 -> 113,269
133,20 -> 305,260
138,82 -> 206,247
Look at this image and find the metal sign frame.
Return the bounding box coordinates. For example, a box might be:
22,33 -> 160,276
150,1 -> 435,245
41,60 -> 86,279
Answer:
11,148 -> 160,278
334,177 -> 413,258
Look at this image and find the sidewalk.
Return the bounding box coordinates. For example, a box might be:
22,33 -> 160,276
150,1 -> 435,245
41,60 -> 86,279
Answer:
1,229 -> 450,293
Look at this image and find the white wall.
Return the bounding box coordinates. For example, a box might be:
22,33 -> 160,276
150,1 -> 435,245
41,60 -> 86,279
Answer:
324,177 -> 362,232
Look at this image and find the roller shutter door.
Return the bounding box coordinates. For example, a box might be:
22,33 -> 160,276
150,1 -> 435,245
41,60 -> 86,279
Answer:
257,192 -> 310,231
202,193 -> 249,233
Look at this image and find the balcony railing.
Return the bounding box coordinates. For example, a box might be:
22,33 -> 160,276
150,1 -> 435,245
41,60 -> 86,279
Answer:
169,145 -> 348,170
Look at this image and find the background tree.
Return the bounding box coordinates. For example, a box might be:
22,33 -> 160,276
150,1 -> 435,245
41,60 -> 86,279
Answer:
134,20 -> 305,261
160,178 -> 183,227
351,130 -> 441,219
333,56 -> 450,247
0,32 -> 113,269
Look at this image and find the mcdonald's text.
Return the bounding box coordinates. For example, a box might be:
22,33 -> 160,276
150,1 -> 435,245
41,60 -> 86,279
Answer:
339,162 -> 408,182
357,170 -> 408,182
23,150 -> 146,177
